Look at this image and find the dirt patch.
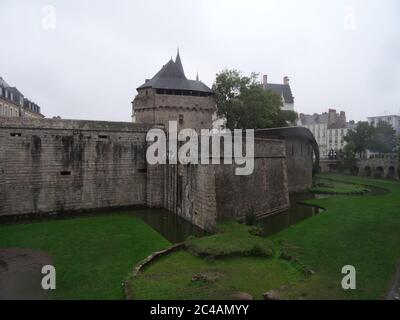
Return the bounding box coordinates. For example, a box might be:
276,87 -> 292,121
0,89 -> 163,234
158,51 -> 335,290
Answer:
0,248 -> 54,300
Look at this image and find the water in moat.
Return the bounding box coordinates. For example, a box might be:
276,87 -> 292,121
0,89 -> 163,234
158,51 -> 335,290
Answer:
131,184 -> 388,242
26,181 -> 379,243
131,194 -> 326,242
257,192 -> 324,237
131,195 -> 325,242
132,208 -> 206,243
257,184 -> 387,237
4,184 -> 386,244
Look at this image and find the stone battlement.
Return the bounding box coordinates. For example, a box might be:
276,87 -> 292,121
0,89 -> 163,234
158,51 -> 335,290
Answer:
0,117 -> 152,132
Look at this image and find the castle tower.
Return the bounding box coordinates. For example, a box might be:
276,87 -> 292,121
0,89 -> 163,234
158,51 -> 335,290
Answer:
132,51 -> 215,131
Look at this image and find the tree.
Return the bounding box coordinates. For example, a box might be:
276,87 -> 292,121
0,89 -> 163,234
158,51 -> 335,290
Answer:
397,135 -> 400,157
368,121 -> 397,154
340,142 -> 358,175
213,69 -> 296,130
277,110 -> 299,127
344,122 -> 375,159
397,136 -> 400,179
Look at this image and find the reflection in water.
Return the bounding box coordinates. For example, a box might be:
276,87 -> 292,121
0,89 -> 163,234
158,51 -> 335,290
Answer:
258,184 -> 387,237
131,183 -> 387,242
258,193 -> 323,237
132,208 -> 205,243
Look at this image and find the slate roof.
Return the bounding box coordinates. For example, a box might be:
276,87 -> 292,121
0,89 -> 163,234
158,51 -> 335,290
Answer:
0,75 -> 44,116
137,52 -> 213,93
265,83 -> 294,104
301,113 -> 329,125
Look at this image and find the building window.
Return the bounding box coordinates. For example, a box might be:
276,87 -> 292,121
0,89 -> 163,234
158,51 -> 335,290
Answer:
179,114 -> 184,125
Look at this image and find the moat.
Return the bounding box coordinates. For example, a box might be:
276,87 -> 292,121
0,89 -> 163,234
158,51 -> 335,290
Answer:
130,182 -> 388,242
0,181 -> 387,245
130,194 -> 324,242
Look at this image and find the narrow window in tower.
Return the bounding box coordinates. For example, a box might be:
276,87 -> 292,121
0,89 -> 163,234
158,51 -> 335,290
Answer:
179,114 -> 184,125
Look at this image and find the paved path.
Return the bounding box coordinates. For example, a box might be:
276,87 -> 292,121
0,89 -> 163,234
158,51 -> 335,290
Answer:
0,248 -> 53,300
387,260 -> 400,300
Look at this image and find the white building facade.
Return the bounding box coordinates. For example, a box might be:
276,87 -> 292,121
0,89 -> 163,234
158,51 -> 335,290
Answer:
367,115 -> 400,135
298,109 -> 355,159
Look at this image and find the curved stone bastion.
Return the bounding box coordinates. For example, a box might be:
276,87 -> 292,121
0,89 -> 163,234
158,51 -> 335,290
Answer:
0,118 -> 317,231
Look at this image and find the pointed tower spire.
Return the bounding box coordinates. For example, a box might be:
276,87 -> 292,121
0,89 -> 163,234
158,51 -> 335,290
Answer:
196,72 -> 199,81
174,48 -> 186,78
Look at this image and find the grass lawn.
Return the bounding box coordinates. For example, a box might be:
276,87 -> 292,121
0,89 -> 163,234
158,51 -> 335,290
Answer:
308,178 -> 370,195
0,214 -> 170,300
130,175 -> 400,300
131,250 -> 302,300
272,174 -> 400,299
185,221 -> 274,258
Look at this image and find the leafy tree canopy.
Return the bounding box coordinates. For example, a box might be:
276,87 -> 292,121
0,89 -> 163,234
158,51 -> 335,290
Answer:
344,122 -> 375,158
344,121 -> 399,157
368,121 -> 397,153
213,69 -> 298,130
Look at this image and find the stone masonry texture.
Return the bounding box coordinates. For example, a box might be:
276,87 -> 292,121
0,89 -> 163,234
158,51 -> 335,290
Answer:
0,117 -> 314,231
0,118 -> 151,217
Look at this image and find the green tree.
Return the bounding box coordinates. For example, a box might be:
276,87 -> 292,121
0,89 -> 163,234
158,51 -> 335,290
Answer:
397,136 -> 400,179
340,142 -> 358,175
344,122 -> 375,159
368,121 -> 397,154
213,69 -> 295,130
277,110 -> 299,127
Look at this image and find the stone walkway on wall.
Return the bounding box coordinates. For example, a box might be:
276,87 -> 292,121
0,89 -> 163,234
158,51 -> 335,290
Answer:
0,248 -> 53,300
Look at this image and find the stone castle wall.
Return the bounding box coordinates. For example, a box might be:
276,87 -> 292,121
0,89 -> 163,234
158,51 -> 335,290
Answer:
214,138 -> 290,221
0,118 -> 151,218
255,130 -> 315,193
0,118 -> 313,231
145,138 -> 290,231
284,138 -> 314,193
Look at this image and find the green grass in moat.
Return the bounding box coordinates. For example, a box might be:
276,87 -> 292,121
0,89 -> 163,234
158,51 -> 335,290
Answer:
130,175 -> 400,300
0,215 -> 170,299
308,178 -> 370,195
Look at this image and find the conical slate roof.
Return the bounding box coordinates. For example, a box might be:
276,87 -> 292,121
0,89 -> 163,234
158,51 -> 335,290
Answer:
137,53 -> 213,93
174,50 -> 185,78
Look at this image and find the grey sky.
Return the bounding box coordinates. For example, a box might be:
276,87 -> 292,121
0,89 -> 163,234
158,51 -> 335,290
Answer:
1,0 -> 399,122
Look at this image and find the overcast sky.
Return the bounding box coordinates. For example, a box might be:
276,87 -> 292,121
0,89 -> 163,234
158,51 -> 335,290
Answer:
1,0 -> 399,122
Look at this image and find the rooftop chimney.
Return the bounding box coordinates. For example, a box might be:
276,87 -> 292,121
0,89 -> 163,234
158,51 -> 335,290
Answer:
262,75 -> 268,88
339,111 -> 347,127
283,76 -> 290,85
